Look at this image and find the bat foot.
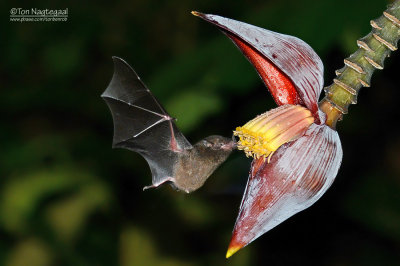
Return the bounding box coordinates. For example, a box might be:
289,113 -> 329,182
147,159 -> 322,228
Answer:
143,177 -> 175,191
143,185 -> 156,191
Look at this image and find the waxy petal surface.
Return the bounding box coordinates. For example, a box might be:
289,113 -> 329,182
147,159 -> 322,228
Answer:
227,33 -> 301,106
227,124 -> 342,256
193,12 -> 324,117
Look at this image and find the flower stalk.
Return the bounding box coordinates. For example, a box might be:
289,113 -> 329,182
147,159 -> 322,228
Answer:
320,0 -> 400,128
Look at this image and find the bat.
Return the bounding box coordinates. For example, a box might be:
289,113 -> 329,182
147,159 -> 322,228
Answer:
101,57 -> 236,193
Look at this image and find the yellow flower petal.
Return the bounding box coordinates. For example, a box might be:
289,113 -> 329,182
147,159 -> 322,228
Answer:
233,105 -> 314,159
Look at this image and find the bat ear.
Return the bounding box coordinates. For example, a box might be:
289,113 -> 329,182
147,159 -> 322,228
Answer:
192,12 -> 324,118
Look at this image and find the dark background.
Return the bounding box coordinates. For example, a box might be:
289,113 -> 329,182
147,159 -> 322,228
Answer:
2,0 -> 400,265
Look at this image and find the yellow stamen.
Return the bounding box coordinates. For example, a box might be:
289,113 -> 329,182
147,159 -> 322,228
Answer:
233,105 -> 314,159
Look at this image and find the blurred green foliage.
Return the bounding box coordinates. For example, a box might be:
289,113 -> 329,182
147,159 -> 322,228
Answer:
2,0 -> 400,265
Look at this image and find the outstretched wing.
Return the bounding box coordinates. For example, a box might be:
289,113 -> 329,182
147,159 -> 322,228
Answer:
101,57 -> 193,188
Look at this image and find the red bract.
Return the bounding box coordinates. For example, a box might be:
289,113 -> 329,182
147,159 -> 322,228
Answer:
193,12 -> 343,257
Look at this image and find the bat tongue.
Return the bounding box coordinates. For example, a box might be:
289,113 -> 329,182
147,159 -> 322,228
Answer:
192,12 -> 324,121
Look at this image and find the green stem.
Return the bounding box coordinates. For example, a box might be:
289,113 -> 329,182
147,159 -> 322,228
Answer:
319,0 -> 400,129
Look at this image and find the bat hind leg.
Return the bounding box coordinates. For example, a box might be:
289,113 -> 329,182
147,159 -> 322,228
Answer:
143,177 -> 176,191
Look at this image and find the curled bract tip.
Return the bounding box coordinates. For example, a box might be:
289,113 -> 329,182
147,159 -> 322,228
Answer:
191,11 -> 202,17
226,244 -> 242,259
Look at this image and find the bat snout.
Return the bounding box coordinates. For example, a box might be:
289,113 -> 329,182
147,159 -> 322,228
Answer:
221,140 -> 237,151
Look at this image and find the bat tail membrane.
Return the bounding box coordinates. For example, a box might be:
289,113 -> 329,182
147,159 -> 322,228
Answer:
101,57 -> 193,188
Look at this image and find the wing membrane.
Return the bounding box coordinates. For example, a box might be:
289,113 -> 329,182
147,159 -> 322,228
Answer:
101,57 -> 193,186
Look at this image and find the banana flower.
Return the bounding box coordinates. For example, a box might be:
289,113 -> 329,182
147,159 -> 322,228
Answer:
193,12 -> 343,258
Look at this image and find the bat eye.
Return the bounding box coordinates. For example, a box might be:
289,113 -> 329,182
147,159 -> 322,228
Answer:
202,140 -> 213,147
